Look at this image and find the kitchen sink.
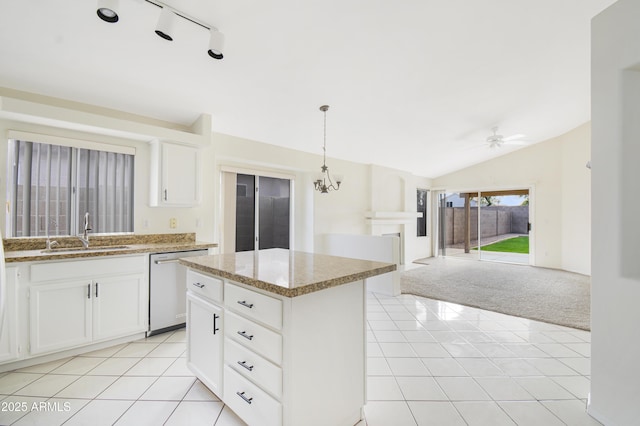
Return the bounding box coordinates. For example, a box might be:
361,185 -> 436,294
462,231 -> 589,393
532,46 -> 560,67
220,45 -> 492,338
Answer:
41,245 -> 130,253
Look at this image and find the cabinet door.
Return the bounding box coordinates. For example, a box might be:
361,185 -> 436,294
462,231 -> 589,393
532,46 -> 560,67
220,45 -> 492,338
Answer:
187,293 -> 223,397
162,143 -> 200,206
93,274 -> 147,341
0,267 -> 19,363
29,281 -> 92,355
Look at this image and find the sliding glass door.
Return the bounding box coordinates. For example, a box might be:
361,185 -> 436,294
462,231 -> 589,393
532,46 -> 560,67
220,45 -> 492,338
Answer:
475,191 -> 530,264
437,189 -> 530,264
235,174 -> 291,252
437,191 -> 479,260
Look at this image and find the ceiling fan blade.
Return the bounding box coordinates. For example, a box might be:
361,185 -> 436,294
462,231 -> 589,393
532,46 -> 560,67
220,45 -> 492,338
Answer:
503,133 -> 526,142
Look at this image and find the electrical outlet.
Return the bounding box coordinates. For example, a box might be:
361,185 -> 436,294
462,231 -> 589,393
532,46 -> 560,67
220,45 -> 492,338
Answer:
169,218 -> 177,229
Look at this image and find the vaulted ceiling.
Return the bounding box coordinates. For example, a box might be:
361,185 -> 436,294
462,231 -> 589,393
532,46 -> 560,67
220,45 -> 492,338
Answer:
0,0 -> 616,177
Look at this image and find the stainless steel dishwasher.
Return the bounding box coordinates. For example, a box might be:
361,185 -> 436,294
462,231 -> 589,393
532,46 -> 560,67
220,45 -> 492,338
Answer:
149,249 -> 209,336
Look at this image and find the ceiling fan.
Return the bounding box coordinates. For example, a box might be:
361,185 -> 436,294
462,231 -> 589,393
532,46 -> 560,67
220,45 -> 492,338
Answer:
486,126 -> 527,148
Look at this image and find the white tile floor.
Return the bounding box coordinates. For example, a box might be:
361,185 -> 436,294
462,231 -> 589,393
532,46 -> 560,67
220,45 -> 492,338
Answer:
0,292 -> 600,426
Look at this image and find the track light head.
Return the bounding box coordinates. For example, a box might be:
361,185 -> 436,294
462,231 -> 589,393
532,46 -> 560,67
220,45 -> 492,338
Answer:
96,0 -> 119,23
208,29 -> 224,60
155,7 -> 175,41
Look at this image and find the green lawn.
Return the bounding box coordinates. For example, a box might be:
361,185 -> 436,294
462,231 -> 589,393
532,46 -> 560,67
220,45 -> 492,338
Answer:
473,236 -> 529,254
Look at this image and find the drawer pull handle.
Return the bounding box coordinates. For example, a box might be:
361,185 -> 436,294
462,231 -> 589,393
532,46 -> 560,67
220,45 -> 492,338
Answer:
192,282 -> 205,288
237,360 -> 254,371
237,300 -> 254,309
155,259 -> 181,265
237,391 -> 253,404
237,331 -> 254,341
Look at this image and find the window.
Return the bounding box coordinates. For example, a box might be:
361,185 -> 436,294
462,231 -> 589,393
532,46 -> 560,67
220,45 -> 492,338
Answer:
8,138 -> 134,237
417,188 -> 428,237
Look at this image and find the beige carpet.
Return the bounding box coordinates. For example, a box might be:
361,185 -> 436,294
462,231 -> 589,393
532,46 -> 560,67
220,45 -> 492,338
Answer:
402,257 -> 590,330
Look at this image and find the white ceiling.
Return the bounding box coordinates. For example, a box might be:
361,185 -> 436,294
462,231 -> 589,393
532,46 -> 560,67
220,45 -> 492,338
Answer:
0,0 -> 616,178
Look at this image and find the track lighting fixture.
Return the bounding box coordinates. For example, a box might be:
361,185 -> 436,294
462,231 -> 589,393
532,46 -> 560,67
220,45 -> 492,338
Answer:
96,0 -> 119,23
95,0 -> 225,60
155,6 -> 175,41
208,29 -> 224,60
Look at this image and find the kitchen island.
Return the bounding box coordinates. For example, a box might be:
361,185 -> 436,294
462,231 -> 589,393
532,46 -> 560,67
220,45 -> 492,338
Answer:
179,248 -> 396,426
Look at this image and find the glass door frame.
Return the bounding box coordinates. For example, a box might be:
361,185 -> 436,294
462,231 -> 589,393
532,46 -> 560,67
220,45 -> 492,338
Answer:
435,190 -> 481,260
220,167 -> 295,254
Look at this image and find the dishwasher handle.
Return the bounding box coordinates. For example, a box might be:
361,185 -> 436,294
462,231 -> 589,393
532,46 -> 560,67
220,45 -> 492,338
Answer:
154,259 -> 181,265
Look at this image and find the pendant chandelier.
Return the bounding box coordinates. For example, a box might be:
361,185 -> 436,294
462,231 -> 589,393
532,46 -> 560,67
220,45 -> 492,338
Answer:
314,105 -> 342,193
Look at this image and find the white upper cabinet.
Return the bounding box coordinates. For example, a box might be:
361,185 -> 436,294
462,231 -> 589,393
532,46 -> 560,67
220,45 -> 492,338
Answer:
150,141 -> 201,207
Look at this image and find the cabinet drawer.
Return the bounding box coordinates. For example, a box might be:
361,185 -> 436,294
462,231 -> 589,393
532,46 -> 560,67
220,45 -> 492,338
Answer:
186,270 -> 223,303
225,338 -> 282,399
30,255 -> 146,282
225,282 -> 283,330
225,311 -> 282,365
224,365 -> 282,426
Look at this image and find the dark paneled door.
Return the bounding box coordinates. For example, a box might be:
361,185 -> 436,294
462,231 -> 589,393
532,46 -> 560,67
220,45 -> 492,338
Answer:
235,174 -> 290,252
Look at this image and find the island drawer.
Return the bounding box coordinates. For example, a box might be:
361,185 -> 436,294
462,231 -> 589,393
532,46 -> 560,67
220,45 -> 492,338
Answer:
187,269 -> 223,303
225,338 -> 283,399
225,311 -> 282,365
224,365 -> 282,426
225,282 -> 283,330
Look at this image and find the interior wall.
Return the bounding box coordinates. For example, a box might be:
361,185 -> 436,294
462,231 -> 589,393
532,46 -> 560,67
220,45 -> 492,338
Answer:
369,165 -> 433,266
590,1 -> 640,425
0,118 -> 216,243
210,132 -> 372,253
560,125 -> 592,275
432,123 -> 591,275
0,93 -> 431,261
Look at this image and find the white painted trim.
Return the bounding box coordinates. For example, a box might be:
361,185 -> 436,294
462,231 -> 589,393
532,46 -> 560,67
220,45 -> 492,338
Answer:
0,94 -> 211,146
7,130 -> 136,155
587,395 -> 617,426
219,164 -> 296,181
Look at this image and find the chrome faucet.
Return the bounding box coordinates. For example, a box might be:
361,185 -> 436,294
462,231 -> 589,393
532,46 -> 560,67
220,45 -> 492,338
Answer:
78,212 -> 92,248
46,218 -> 59,251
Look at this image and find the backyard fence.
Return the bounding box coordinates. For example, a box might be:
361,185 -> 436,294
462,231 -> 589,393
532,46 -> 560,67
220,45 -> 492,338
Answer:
444,205 -> 528,245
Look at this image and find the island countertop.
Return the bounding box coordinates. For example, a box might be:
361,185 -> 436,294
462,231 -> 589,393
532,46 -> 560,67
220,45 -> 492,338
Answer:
179,248 -> 396,297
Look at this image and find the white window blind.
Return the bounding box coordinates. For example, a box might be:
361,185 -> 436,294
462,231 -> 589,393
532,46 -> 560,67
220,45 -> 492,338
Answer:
9,139 -> 134,237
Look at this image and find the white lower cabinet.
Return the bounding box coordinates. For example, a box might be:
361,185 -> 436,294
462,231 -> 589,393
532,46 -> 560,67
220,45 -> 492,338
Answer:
185,271 -> 366,426
0,267 -> 20,363
186,292 -> 223,396
223,365 -> 282,426
92,274 -> 147,340
27,255 -> 148,356
29,280 -> 93,354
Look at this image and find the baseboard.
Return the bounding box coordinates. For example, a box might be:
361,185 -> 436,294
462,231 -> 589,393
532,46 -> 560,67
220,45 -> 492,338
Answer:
587,392 -> 617,426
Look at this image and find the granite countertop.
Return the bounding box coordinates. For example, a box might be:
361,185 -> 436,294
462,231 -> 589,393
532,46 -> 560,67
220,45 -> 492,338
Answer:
179,248 -> 396,298
3,233 -> 217,263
